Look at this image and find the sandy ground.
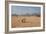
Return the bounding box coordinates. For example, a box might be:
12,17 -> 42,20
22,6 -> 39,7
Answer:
11,16 -> 41,28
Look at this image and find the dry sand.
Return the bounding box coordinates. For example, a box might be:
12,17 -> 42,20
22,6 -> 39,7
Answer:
11,16 -> 41,28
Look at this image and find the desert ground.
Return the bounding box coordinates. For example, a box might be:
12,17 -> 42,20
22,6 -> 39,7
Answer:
11,16 -> 41,28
